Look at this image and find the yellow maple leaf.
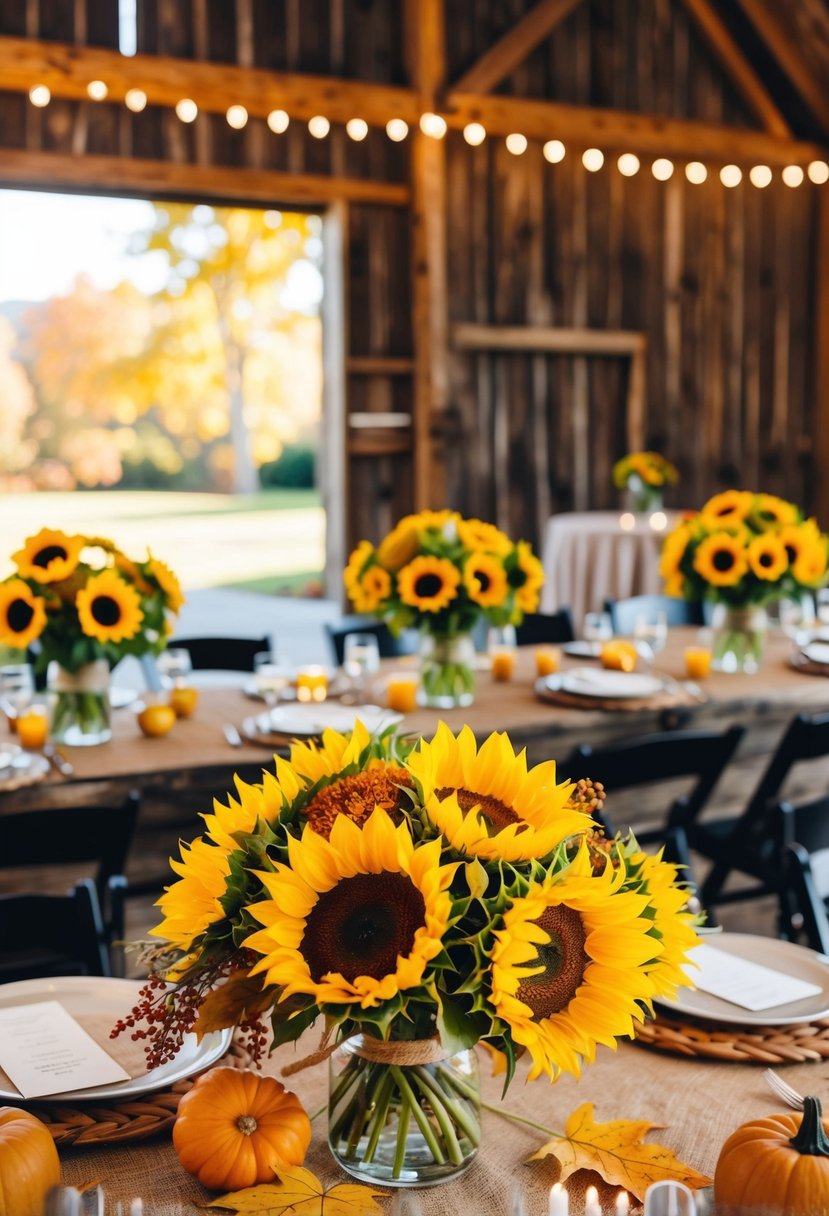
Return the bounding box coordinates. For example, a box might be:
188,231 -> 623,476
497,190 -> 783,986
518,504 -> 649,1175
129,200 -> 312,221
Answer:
192,973 -> 273,1041
205,1165 -> 385,1216
529,1103 -> 712,1201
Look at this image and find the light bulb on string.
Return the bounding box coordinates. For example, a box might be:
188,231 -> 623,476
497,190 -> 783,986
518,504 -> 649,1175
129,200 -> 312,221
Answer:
226,104 -> 248,129
125,88 -> 147,112
617,152 -> 640,176
386,118 -> 409,142
720,164 -> 742,187
782,165 -> 804,187
267,109 -> 289,134
582,147 -> 604,172
28,85 -> 51,107
463,122 -> 486,146
808,160 -> 829,184
685,161 -> 707,184
346,118 -> 368,141
308,115 -> 330,138
175,98 -> 198,123
420,112 -> 447,139
506,133 -> 528,155
543,139 -> 565,163
749,165 -> 772,188
86,80 -> 108,101
651,158 -> 674,180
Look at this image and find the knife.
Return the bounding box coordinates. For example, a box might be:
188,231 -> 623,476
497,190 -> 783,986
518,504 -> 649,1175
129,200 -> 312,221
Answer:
43,742 -> 74,776
223,723 -> 243,748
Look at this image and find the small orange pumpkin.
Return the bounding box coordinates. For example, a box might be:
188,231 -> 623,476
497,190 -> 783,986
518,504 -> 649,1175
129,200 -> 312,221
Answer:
0,1106 -> 61,1216
715,1095 -> 829,1213
173,1067 -> 311,1191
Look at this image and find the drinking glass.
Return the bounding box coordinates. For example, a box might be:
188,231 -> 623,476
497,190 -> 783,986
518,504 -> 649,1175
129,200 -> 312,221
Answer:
343,633 -> 381,705
0,663 -> 35,731
253,651 -> 292,713
156,648 -> 192,690
817,589 -> 829,627
774,597 -> 807,643
633,611 -> 668,665
583,612 -> 613,655
487,625 -> 517,681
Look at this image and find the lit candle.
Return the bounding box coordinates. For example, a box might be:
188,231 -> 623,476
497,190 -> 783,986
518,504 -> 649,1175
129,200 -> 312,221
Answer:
296,666 -> 329,703
683,646 -> 712,680
548,1182 -> 568,1216
16,705 -> 47,750
535,646 -> 561,677
615,1193 -> 630,1216
585,1186 -> 601,1216
386,674 -> 418,714
490,649 -> 516,681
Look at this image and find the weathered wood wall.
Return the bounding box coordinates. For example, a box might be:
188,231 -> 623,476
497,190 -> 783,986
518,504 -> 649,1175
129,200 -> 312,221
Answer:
0,0 -> 823,555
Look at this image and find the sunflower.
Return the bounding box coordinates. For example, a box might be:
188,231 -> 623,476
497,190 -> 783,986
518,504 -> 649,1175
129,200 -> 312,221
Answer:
779,521 -> 819,570
398,556 -> 460,614
150,836 -> 232,954
751,494 -> 798,531
377,511 -> 458,571
464,553 -> 508,608
747,534 -> 788,582
663,573 -> 684,598
659,525 -> 691,581
793,540 -> 829,587
457,518 -> 512,557
488,845 -> 662,1080
245,808 -> 456,1009
0,579 -> 47,649
625,849 -> 699,1001
407,722 -> 589,863
508,542 -> 545,613
13,528 -> 83,584
692,532 -> 748,588
146,556 -> 185,612
700,491 -> 754,527
350,565 -> 392,614
76,569 -> 144,643
343,541 -> 375,595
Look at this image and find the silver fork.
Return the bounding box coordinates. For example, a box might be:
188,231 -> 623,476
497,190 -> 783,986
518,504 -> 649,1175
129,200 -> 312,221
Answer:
763,1068 -> 805,1110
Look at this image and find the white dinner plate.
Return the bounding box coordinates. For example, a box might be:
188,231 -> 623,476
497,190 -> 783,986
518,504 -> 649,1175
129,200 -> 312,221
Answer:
0,976 -> 232,1102
110,687 -> 140,709
0,741 -> 21,771
258,703 -> 403,738
802,642 -> 829,666
562,641 -> 601,659
558,667 -> 664,700
656,933 -> 829,1026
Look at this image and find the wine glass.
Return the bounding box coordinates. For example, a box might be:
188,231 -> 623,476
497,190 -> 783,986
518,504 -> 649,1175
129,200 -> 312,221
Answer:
343,633 -> 381,706
0,663 -> 35,729
633,611 -> 668,667
583,612 -> 613,655
253,651 -> 292,717
156,648 -> 192,690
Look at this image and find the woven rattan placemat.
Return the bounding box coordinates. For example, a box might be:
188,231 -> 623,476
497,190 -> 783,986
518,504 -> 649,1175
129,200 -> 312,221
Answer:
636,1012 -> 829,1063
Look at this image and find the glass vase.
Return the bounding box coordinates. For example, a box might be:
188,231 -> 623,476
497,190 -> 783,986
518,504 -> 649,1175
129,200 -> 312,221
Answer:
626,473 -> 663,514
47,659 -> 112,746
328,1038 -> 480,1187
711,605 -> 767,674
418,632 -> 476,709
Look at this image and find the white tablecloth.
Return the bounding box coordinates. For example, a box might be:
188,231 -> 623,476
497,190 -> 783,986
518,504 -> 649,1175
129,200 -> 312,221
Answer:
540,510 -> 683,630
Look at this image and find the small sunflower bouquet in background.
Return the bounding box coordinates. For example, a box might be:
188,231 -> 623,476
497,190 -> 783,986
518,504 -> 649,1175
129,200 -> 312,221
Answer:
125,720 -> 699,1188
612,451 -> 678,513
343,511 -> 544,708
0,527 -> 184,745
660,491 -> 829,673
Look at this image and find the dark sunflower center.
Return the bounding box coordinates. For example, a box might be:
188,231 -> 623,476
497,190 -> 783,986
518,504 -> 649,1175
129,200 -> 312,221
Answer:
714,507 -> 733,517
8,599 -> 34,633
516,904 -> 589,1022
414,573 -> 442,598
785,544 -> 797,563
712,549 -> 735,572
33,544 -> 67,568
302,872 -> 425,983
758,551 -> 774,568
473,569 -> 491,592
303,768 -> 412,839
435,785 -> 521,833
91,595 -> 121,626
507,567 -> 527,589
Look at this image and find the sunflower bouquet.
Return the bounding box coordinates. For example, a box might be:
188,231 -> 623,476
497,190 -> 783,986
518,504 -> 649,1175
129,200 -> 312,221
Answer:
122,721 -> 699,1186
343,512 -> 544,708
0,527 -> 184,743
613,452 -> 678,513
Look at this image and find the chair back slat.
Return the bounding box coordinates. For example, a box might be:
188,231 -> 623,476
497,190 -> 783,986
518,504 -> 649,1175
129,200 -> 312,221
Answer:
0,879 -> 108,980
605,595 -> 704,635
170,635 -> 271,672
514,610 -> 575,646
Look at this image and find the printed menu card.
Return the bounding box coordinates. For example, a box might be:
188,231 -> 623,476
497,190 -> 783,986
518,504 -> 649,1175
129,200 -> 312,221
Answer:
0,1000 -> 131,1098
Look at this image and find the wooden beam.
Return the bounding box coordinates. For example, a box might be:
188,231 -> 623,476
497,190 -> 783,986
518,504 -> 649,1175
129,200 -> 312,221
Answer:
733,0 -> 829,137
346,356 -> 416,375
0,149 -> 410,207
816,190 -> 829,526
450,0 -> 585,95
452,323 -> 646,355
677,0 -> 790,138
406,0 -> 448,511
444,92 -> 827,165
0,35 -> 420,126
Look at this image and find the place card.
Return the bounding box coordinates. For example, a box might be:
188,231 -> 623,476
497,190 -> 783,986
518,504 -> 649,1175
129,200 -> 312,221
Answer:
0,1000 -> 131,1098
684,944 -> 823,1012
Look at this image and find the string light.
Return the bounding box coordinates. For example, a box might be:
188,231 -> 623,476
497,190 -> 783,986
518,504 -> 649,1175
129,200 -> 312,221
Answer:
617,152 -> 640,176
651,158 -> 674,180
808,160 -> 829,184
308,115 -> 330,138
86,80 -> 108,101
782,164 -> 804,187
386,118 -> 409,141
419,112 -> 447,139
28,85 -> 50,107
175,98 -> 198,123
267,109 -> 289,134
749,164 -> 772,188
346,118 -> 368,141
543,139 -> 565,163
226,104 -> 248,129
720,164 -> 742,187
124,88 -> 147,112
685,161 -> 707,184
582,147 -> 604,172
463,122 -> 486,146
506,133 -> 528,155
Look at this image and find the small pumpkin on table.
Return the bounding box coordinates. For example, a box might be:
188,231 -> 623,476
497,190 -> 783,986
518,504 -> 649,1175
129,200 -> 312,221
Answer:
0,1106 -> 61,1216
715,1095 -> 829,1211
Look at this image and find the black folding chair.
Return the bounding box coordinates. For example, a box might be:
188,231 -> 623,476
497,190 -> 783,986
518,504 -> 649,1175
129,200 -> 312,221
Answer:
515,610 -> 575,646
604,595 -> 705,635
0,879 -> 111,980
325,615 -> 419,666
697,712 -> 829,913
768,793 -> 829,950
169,635 -> 270,672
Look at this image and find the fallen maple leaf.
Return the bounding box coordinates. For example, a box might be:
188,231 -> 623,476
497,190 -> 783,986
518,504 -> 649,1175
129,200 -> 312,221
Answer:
529,1102 -> 712,1201
204,1165 -> 385,1215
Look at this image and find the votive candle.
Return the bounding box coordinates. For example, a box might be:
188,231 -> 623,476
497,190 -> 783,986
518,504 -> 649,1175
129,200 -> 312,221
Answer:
684,646 -> 712,680
16,705 -> 47,750
615,1192 -> 630,1216
585,1186 -> 601,1216
297,666 -> 329,703
535,647 -> 561,677
386,674 -> 418,714
548,1182 -> 568,1216
490,649 -> 516,681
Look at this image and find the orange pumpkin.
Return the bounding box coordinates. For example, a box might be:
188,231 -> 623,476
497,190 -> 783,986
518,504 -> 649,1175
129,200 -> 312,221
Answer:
173,1067 -> 311,1191
715,1095 -> 829,1213
0,1107 -> 61,1216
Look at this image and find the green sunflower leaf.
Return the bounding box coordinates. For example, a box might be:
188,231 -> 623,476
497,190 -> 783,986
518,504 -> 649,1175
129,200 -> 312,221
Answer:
436,992 -> 481,1054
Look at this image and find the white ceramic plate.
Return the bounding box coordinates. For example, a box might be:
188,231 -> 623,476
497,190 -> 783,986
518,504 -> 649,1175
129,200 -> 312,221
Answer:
558,667 -> 664,699
0,977 -> 232,1102
0,741 -> 21,771
258,703 -> 403,738
803,642 -> 829,666
656,933 -> 829,1026
0,752 -> 49,789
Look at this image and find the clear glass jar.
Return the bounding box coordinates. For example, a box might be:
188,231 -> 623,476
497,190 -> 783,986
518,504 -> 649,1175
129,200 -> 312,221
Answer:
47,659 -> 112,746
418,632 -> 476,709
711,605 -> 767,674
626,473 -> 663,514
328,1038 -> 480,1187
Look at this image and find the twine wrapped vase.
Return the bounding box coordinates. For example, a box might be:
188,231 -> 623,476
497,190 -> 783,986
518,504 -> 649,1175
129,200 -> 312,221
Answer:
47,659 -> 111,746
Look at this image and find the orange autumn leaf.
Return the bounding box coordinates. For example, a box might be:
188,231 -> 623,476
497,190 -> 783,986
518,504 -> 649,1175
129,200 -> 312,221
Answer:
529,1102 -> 712,1201
192,973 -> 273,1040
205,1165 -> 385,1215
